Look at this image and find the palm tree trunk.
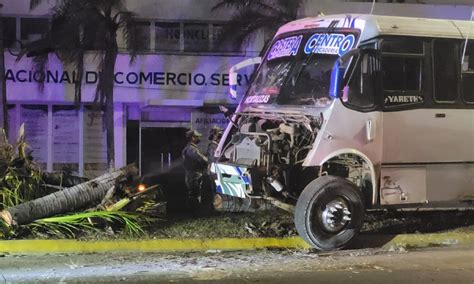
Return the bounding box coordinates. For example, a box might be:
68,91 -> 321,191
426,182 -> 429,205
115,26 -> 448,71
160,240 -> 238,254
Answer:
0,20 -> 8,134
0,164 -> 137,226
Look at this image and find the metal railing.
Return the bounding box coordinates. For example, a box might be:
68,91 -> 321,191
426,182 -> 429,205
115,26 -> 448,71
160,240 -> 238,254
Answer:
160,152 -> 172,169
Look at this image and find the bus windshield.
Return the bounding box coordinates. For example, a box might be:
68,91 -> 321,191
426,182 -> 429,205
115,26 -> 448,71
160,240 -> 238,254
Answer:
243,29 -> 358,106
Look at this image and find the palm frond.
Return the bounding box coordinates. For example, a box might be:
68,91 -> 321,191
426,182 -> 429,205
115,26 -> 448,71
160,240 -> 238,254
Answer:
24,0 -> 142,170
116,11 -> 138,63
0,219 -> 13,239
27,0 -> 131,108
212,0 -> 254,11
95,0 -> 126,17
244,1 -> 288,17
29,211 -> 147,238
32,54 -> 49,93
0,124 -> 43,209
217,10 -> 285,48
29,0 -> 43,10
213,0 -> 298,18
212,0 -> 304,49
276,0 -> 304,17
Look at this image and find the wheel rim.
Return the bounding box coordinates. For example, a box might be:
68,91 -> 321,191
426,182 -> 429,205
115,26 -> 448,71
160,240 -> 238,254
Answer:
318,197 -> 351,233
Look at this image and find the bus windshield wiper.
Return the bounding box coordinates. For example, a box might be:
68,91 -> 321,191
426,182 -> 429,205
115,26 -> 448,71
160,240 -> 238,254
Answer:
291,48 -> 315,87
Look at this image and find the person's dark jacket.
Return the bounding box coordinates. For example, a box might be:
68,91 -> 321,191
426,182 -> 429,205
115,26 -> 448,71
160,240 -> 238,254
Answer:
182,143 -> 208,173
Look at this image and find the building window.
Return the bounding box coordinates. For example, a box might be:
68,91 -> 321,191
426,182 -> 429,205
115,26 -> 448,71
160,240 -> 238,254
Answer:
52,106 -> 79,174
155,22 -> 180,51
462,41 -> 474,103
83,106 -> 107,178
152,21 -> 242,53
20,17 -> 49,43
183,23 -> 209,52
211,24 -> 238,53
433,40 -> 459,103
131,21 -> 151,51
2,17 -> 17,48
21,105 -> 48,170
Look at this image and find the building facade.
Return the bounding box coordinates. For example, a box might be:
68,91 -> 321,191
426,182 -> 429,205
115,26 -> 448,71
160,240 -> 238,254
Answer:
1,0 -> 472,177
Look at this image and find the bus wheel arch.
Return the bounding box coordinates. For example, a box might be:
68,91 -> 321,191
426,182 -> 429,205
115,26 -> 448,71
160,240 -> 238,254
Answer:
318,150 -> 377,208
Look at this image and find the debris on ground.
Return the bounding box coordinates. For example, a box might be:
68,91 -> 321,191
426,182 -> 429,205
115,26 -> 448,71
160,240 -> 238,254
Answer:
214,194 -> 274,212
362,210 -> 474,234
140,209 -> 474,240
148,209 -> 295,239
0,164 -> 160,239
0,125 -> 44,209
0,124 -> 162,239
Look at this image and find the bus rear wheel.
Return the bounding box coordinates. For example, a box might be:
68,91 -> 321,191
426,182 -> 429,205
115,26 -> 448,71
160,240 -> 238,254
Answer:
294,176 -> 365,251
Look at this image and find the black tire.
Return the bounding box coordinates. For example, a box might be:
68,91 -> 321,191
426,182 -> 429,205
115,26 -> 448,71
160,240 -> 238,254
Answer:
294,175 -> 365,251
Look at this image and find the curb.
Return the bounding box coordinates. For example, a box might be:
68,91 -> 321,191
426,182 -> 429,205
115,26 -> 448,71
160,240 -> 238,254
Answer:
0,231 -> 473,254
0,237 -> 310,254
383,231 -> 474,248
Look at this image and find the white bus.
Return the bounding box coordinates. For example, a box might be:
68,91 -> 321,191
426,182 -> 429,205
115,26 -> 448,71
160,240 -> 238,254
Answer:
211,14 -> 474,250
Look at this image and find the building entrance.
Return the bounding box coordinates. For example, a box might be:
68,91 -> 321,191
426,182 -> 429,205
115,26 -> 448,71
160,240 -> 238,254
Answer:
140,126 -> 188,176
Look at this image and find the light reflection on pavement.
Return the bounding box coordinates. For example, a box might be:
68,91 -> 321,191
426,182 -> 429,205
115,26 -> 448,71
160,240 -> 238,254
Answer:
1,245 -> 474,283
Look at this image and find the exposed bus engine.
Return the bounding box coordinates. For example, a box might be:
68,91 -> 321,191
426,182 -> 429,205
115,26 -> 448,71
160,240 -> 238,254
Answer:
214,110 -> 324,200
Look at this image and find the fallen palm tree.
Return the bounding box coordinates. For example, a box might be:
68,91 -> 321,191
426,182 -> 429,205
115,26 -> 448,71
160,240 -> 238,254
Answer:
0,164 -> 138,227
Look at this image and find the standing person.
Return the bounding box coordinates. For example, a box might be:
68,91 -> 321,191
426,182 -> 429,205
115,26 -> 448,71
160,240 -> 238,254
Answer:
203,125 -> 223,214
182,129 -> 208,213
206,125 -> 223,163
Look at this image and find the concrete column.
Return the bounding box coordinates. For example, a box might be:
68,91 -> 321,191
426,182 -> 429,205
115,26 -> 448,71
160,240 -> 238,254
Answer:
47,104 -> 52,172
114,102 -> 126,169
79,105 -> 84,176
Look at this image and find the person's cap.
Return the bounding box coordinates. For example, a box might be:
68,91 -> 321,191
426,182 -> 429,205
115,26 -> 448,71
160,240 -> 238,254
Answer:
186,129 -> 202,139
210,125 -> 223,134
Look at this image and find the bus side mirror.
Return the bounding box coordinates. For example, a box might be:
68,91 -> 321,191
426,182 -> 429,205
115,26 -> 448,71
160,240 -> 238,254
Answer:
219,105 -> 232,118
229,57 -> 262,99
342,86 -> 350,102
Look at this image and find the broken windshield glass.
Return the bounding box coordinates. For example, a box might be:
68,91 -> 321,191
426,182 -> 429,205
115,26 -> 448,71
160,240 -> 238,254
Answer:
243,29 -> 359,106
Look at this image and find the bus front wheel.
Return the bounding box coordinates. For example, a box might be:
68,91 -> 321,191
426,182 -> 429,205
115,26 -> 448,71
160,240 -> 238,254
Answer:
294,176 -> 365,251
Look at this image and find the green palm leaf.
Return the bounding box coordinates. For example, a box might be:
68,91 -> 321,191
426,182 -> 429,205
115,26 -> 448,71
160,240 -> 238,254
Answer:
29,211 -> 148,238
212,0 -> 303,50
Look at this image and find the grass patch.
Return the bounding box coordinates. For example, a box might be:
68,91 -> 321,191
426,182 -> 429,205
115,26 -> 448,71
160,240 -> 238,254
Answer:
149,210 -> 296,239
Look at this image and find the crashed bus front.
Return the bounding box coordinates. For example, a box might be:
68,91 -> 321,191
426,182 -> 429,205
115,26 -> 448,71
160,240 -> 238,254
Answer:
212,14 -> 474,250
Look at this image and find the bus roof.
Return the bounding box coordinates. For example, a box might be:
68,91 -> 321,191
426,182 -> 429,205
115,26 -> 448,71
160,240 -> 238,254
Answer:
276,14 -> 474,40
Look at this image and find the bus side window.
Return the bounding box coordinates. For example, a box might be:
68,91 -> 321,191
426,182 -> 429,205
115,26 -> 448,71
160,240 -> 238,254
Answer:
462,41 -> 474,103
381,57 -> 421,91
380,38 -> 425,108
346,53 -> 377,110
433,40 -> 460,103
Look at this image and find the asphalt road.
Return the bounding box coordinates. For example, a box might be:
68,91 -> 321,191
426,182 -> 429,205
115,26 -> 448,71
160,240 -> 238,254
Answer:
1,245 -> 474,283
